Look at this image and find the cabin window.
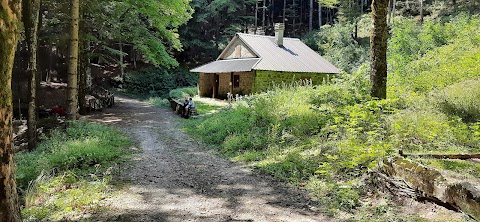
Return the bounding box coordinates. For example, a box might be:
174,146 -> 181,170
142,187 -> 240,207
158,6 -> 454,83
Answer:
233,75 -> 240,88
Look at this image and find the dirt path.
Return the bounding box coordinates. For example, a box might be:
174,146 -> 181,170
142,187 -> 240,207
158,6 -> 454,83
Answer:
88,96 -> 328,222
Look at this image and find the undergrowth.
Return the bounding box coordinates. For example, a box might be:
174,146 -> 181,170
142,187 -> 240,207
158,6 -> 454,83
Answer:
183,14 -> 480,219
15,121 -> 132,221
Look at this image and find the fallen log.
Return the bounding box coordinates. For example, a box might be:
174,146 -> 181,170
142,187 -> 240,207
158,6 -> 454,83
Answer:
382,156 -> 480,220
399,150 -> 480,160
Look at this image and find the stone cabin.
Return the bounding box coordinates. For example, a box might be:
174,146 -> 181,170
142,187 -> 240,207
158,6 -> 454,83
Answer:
191,23 -> 340,99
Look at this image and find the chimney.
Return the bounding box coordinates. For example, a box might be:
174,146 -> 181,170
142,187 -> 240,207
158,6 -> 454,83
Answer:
274,23 -> 285,46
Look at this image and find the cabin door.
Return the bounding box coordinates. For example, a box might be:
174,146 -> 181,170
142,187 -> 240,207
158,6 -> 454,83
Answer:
213,74 -> 219,98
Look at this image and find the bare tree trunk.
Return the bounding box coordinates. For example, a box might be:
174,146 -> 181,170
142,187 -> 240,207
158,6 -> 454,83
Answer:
292,0 -> 296,36
283,0 -> 287,22
78,41 -> 89,115
309,0 -> 313,31
262,0 -> 266,32
255,0 -> 258,34
119,41 -> 124,78
0,0 -> 22,221
391,0 -> 396,23
318,1 -> 322,29
370,0 -> 389,99
67,0 -> 80,120
388,0 -> 392,24
361,0 -> 364,13
24,0 -> 42,151
419,0 -> 424,23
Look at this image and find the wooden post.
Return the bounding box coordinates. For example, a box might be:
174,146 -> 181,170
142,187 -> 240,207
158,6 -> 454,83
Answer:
230,72 -> 234,95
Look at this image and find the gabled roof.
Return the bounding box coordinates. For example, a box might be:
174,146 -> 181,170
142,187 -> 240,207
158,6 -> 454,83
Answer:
191,33 -> 340,74
190,58 -> 260,73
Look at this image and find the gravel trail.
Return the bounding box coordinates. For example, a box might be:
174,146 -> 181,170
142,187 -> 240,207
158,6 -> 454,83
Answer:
88,96 -> 328,222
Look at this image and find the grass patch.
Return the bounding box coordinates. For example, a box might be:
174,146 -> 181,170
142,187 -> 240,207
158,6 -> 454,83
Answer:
195,101 -> 224,115
16,121 -> 132,221
146,97 -> 170,108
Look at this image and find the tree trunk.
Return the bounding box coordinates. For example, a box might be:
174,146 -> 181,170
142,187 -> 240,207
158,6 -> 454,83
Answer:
23,0 -> 42,151
292,0 -> 296,36
262,0 -> 266,32
254,0 -> 258,34
283,0 -> 286,23
67,0 -> 80,120
419,0 -> 423,23
318,2 -> 322,29
0,1 -> 22,221
78,42 -> 88,116
370,0 -> 389,99
309,0 -> 313,31
387,0 -> 392,24
391,0 -> 396,24
361,0 -> 364,14
119,41 -> 124,78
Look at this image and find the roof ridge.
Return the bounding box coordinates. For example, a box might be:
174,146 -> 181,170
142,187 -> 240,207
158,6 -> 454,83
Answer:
218,58 -> 260,61
236,33 -> 300,41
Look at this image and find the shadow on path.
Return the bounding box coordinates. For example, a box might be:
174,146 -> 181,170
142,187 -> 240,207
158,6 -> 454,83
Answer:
88,96 -> 329,222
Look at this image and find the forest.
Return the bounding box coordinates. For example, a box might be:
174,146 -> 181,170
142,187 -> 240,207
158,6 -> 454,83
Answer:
1,0 -> 480,221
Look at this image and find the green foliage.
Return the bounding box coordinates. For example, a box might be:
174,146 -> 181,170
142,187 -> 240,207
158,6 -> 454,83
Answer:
184,72 -> 392,213
434,79 -> 480,123
124,67 -> 198,97
389,14 -> 480,95
304,20 -> 369,73
146,97 -> 170,108
22,172 -> 111,221
16,121 -> 132,221
124,67 -> 175,97
194,101 -> 224,115
169,87 -> 198,100
84,0 -> 193,67
306,179 -> 360,214
15,121 -> 131,191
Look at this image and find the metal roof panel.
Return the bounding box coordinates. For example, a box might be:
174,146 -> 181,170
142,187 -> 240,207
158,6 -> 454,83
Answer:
190,58 -> 260,73
237,33 -> 340,74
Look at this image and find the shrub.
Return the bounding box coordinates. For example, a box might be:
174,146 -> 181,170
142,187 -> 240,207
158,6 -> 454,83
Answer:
124,67 -> 198,97
391,109 -> 453,152
435,79 -> 480,123
389,14 -> 480,96
15,121 -> 131,190
124,67 -> 176,97
304,22 -> 369,73
169,87 -> 198,99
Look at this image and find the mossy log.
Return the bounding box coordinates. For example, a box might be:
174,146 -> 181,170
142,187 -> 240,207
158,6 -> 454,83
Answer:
382,157 -> 480,220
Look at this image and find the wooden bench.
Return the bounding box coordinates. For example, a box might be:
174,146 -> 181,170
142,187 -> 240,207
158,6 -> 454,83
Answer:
168,98 -> 198,118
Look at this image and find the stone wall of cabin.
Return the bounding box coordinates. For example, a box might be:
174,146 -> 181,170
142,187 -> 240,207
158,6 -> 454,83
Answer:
198,73 -> 215,97
198,71 -> 255,98
234,72 -> 255,95
253,70 -> 334,93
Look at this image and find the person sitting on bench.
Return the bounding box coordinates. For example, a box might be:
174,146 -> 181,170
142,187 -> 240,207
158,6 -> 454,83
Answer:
182,96 -> 189,116
184,97 -> 195,115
